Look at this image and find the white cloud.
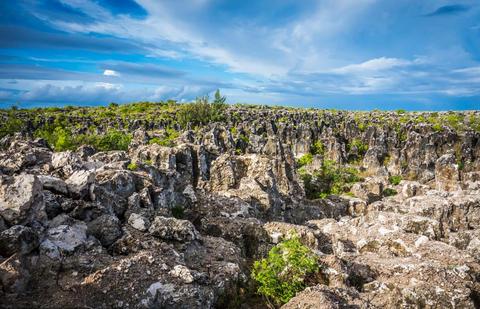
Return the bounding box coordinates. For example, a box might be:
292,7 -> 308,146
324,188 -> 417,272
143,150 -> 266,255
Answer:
453,66 -> 480,75
103,69 -> 120,77
6,80 -> 216,104
95,82 -> 119,89
332,57 -> 412,74
40,0 -> 378,77
11,0 -> 480,106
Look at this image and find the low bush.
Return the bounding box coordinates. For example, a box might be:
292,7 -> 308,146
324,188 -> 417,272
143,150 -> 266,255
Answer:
35,126 -> 76,151
388,175 -> 402,185
310,140 -> 325,155
94,129 -> 132,151
149,128 -> 180,147
177,90 -> 228,127
299,160 -> 360,199
297,153 -> 313,168
127,162 -> 138,171
347,139 -> 368,157
35,126 -> 131,152
0,113 -> 24,139
252,235 -> 319,306
171,205 -> 185,219
383,188 -> 398,196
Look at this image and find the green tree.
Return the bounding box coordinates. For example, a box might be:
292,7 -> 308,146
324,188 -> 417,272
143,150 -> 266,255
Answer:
177,92 -> 228,127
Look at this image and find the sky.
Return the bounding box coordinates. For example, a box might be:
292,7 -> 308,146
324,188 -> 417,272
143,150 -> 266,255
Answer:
0,0 -> 479,110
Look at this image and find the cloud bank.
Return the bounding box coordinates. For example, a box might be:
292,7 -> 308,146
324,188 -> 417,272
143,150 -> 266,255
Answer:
0,0 -> 479,110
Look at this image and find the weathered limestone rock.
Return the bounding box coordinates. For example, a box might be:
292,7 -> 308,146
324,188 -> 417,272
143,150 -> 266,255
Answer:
435,154 -> 461,191
87,214 -> 122,247
0,254 -> 30,293
351,176 -> 386,203
128,213 -> 150,232
263,221 -> 318,249
401,180 -> 429,198
0,108 -> 479,308
51,151 -> 83,177
149,216 -> 198,242
0,138 -> 52,175
208,153 -> 303,212
130,144 -> 177,170
169,265 -> 195,283
282,285 -> 360,309
0,174 -> 44,224
37,175 -> 68,195
0,225 -> 39,256
39,223 -> 88,259
66,170 -> 95,198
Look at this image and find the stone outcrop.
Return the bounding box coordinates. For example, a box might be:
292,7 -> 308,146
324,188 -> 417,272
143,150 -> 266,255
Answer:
0,108 -> 479,308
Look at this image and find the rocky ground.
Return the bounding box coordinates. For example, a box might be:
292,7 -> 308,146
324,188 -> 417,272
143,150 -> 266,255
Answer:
0,106 -> 479,308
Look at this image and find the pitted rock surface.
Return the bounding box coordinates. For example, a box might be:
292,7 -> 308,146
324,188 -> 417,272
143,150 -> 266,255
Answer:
0,108 -> 479,308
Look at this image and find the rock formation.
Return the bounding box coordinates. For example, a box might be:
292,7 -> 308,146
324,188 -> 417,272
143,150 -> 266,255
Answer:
0,106 -> 479,308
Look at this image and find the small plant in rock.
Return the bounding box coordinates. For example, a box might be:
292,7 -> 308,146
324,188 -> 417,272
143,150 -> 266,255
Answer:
149,127 -> 180,147
432,123 -> 443,132
300,160 -> 360,199
251,235 -> 319,306
383,188 -> 398,197
239,133 -> 250,144
388,175 -> 402,186
171,205 -> 185,219
310,140 -> 325,156
297,153 -> 313,168
127,162 -> 138,171
347,139 -> 368,157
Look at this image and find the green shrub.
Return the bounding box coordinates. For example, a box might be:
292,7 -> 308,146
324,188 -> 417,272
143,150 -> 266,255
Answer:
297,153 -> 313,168
171,205 -> 184,219
388,175 -> 402,186
177,90 -> 228,127
469,114 -> 480,132
383,154 -> 391,166
149,128 -> 180,147
432,123 -> 443,132
383,188 -> 397,197
300,160 -> 360,199
127,162 -> 138,171
310,141 -> 325,155
95,130 -> 132,151
53,127 -> 75,151
357,122 -> 367,132
35,126 -> 76,151
36,126 -> 132,152
252,235 -> 319,305
347,139 -> 368,157
239,133 -> 250,144
0,113 -> 24,139
444,113 -> 464,131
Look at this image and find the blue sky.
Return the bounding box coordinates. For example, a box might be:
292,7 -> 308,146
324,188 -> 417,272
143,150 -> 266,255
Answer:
0,0 -> 479,110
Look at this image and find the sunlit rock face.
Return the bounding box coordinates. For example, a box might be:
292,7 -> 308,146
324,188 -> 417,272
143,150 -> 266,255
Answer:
0,107 -> 479,308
